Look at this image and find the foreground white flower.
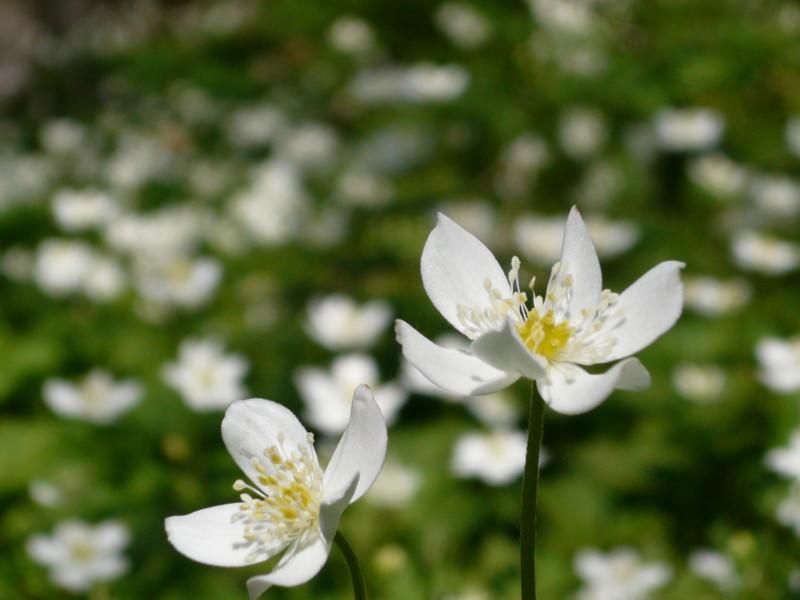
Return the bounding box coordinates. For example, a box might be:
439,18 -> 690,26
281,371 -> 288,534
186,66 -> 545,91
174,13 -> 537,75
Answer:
27,520 -> 130,592
575,547 -> 671,600
756,336 -> 800,393
397,208 -> 683,414
295,354 -> 407,434
165,387 -> 387,599
451,429 -> 530,485
305,294 -> 392,350
163,338 -> 248,411
43,370 -> 141,424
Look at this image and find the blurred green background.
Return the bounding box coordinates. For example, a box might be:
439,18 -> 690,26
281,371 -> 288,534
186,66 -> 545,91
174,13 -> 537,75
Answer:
2,0 -> 800,598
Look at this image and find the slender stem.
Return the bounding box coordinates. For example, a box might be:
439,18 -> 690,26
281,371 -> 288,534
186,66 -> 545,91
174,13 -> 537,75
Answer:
334,531 -> 367,600
520,382 -> 545,600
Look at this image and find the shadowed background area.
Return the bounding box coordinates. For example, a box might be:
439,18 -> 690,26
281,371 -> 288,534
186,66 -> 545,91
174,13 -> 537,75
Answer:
2,0 -> 800,598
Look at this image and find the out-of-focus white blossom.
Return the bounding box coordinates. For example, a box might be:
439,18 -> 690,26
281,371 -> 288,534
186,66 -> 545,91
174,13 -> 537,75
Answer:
350,64 -> 469,104
776,485 -> 800,536
435,3 -> 491,49
365,458 -> 422,508
573,161 -> 623,207
52,188 -> 118,232
438,200 -> 497,245
465,391 -> 519,429
672,363 -> 726,403
40,119 -> 87,156
750,174 -> 800,219
29,480 -> 63,508
494,133 -> 549,198
653,108 -> 725,152
27,520 -> 130,593
451,429 -> 528,485
277,123 -> 339,172
305,294 -> 392,350
33,239 -> 95,297
163,338 -> 248,411
689,153 -> 748,198
134,254 -> 221,309
105,206 -> 204,259
106,132 -> 173,190
295,354 -> 407,435
688,549 -> 739,592
559,107 -> 607,160
756,336 -> 800,393
336,168 -> 393,207
226,103 -> 286,148
575,547 -> 672,600
43,369 -> 141,424
765,430 -> 800,479
327,15 -> 375,56
232,160 -> 309,246
731,231 -> 800,275
683,276 -> 751,316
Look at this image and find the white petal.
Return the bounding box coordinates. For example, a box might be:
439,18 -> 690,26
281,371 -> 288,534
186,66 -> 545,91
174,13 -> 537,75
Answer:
421,213 -> 511,337
604,261 -> 685,362
537,359 -> 651,414
558,207 -> 602,313
165,503 -> 285,567
396,320 -> 519,396
471,318 -> 547,380
246,478 -> 358,598
323,385 -> 388,504
222,399 -> 311,490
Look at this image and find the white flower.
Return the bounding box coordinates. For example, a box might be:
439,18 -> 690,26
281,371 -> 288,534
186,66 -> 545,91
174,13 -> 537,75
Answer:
134,254 -> 222,309
765,430 -> 800,480
776,485 -> 800,535
731,230 -> 800,275
295,354 -> 407,434
232,161 -> 309,246
40,119 -> 87,156
165,388 -> 387,599
336,168 -> 393,207
400,334 -> 470,401
29,480 -> 64,508
756,336 -> 800,393
163,338 -> 248,411
365,458 -> 422,508
653,108 -> 725,152
52,188 -> 118,232
750,175 -> 800,219
398,209 -> 684,414
226,103 -> 286,148
83,256 -> 126,302
277,123 -> 339,172
688,153 -> 748,198
575,547 -> 671,600
495,133 -> 549,200
688,549 -> 739,592
327,15 -> 375,56
558,107 -> 607,160
105,206 -> 204,259
683,276 -> 751,317
43,369 -> 141,424
514,213 -> 639,265
305,294 -> 392,350
350,64 -> 469,104
672,363 -> 726,403
786,118 -> 800,158
435,3 -> 491,49
451,429 -> 528,485
438,200 -> 497,245
465,390 -> 520,428
27,520 -> 130,592
34,239 -> 95,296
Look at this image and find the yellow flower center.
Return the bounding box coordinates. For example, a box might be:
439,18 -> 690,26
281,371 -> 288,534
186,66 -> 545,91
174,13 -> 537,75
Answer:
232,434 -> 323,563
517,309 -> 572,361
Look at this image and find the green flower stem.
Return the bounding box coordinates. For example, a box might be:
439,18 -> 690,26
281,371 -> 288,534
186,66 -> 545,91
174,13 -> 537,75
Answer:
334,531 -> 367,600
520,382 -> 545,600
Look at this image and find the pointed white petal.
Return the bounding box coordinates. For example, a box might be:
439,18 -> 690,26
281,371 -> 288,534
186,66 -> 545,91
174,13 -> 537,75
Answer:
470,318 -> 547,380
396,320 -> 519,396
604,261 -> 684,361
558,207 -> 602,313
222,399 -> 311,489
323,385 -> 388,504
246,478 -> 358,598
536,359 -> 651,415
421,213 -> 511,337
165,503 -> 284,567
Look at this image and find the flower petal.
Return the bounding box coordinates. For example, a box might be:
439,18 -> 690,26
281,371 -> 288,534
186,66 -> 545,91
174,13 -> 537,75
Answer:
536,359 -> 651,415
165,503 -> 285,567
470,318 -> 547,380
222,399 -> 312,489
558,207 -> 602,314
246,478 -> 358,599
323,385 -> 388,504
604,261 -> 684,362
396,320 -> 519,396
421,213 -> 511,337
